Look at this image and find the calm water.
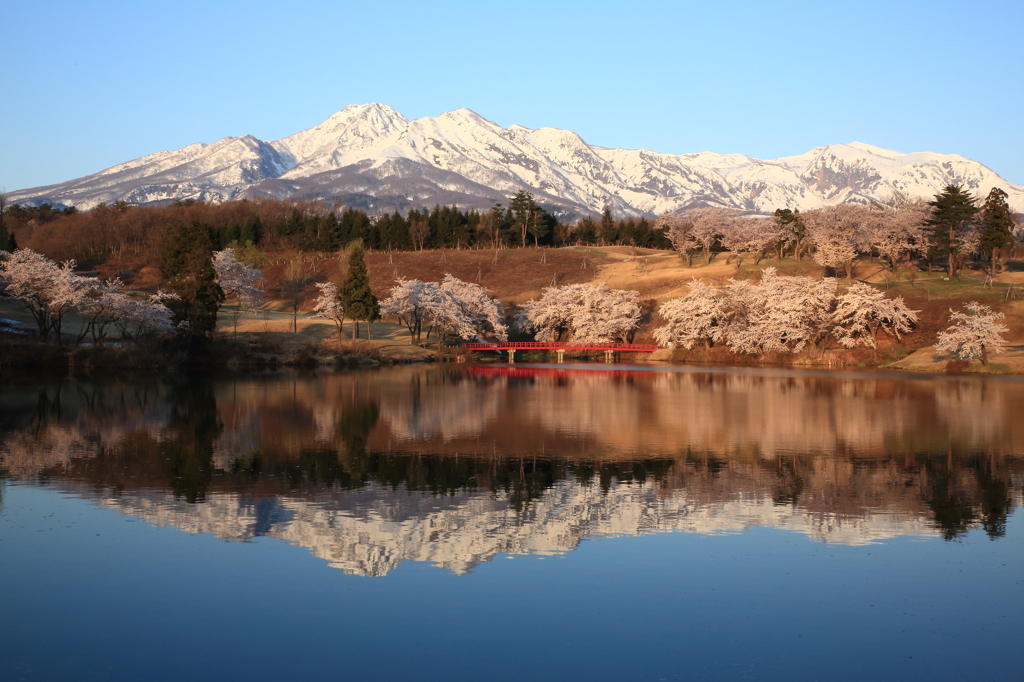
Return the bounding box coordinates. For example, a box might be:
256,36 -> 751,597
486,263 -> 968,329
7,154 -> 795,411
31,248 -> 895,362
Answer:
1,364 -> 1022,681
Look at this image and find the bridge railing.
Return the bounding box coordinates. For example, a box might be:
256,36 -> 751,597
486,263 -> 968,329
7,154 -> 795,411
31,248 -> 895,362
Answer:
462,341 -> 659,352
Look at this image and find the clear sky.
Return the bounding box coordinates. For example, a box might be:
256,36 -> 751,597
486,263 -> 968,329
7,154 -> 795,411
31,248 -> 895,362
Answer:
2,0 -> 1022,192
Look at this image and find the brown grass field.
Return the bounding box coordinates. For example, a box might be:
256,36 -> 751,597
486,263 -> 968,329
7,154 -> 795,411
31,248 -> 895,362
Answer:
5,245 -> 1024,371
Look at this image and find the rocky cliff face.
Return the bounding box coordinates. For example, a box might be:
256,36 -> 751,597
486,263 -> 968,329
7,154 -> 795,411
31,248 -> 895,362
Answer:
11,104 -> 1023,216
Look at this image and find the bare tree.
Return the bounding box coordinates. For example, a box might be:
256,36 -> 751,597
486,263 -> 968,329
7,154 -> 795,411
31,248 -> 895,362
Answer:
410,220 -> 430,251
280,259 -> 309,333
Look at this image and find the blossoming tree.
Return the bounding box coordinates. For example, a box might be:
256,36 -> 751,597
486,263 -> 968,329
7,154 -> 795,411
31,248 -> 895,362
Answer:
935,302 -> 1007,366
516,283 -> 641,343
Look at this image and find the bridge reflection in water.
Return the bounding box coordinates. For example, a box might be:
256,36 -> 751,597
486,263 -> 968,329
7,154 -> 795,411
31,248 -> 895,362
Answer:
462,340 -> 659,363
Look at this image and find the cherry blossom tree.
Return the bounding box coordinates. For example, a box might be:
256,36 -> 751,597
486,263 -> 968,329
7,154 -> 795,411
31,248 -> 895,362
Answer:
832,282 -> 918,348
109,290 -> 178,344
721,216 -> 779,266
803,205 -> 866,278
77,278 -> 130,344
382,278 -> 442,344
653,279 -> 729,348
383,275 -> 507,349
213,248 -> 263,335
309,281 -> 346,344
935,302 -> 1007,366
515,283 -> 641,343
669,208 -> 733,265
723,268 -> 837,355
421,285 -> 477,351
439,274 -> 508,341
869,203 -> 929,271
0,248 -> 97,344
213,249 -> 263,309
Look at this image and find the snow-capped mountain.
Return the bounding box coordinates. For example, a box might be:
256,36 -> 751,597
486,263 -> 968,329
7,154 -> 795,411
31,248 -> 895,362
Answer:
10,103 -> 1024,216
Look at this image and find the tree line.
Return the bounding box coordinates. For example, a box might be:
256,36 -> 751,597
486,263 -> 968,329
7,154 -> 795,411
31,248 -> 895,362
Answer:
2,191 -> 672,267
660,185 -> 1019,279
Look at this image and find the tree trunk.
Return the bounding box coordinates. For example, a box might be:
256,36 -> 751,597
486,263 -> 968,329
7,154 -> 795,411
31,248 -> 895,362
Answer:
947,226 -> 956,279
352,320 -> 359,341
981,344 -> 988,366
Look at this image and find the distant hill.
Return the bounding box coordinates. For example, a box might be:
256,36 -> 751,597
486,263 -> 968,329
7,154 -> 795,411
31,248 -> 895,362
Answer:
10,103 -> 1024,217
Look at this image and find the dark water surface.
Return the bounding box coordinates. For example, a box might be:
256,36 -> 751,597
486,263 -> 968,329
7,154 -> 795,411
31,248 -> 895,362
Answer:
1,364 -> 1022,681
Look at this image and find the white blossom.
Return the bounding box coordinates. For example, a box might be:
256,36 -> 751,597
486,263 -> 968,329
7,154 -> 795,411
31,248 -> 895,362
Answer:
803,205 -> 866,277
935,302 -> 1007,365
0,248 -> 97,342
723,268 -> 838,354
439,274 -> 508,341
516,283 -> 641,343
720,216 -> 779,265
309,281 -> 346,340
213,248 -> 263,311
654,279 -> 729,349
669,208 -> 733,265
860,204 -> 929,269
382,278 -> 440,343
832,282 -> 918,348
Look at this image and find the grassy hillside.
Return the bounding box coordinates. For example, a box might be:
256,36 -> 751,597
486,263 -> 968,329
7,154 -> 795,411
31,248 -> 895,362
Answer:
4,245 -> 1024,371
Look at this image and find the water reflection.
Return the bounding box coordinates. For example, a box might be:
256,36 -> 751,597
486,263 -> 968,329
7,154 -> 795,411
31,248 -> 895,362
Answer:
1,366 -> 1022,574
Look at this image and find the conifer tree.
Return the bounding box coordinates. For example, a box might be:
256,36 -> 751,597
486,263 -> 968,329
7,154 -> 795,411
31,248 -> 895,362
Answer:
600,207 -> 617,245
924,185 -> 979,279
340,245 -> 380,340
575,216 -> 597,245
978,187 -> 1015,276
161,221 -> 224,345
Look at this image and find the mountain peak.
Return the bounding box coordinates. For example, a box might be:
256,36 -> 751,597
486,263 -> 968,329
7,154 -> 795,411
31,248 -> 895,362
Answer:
8,103 -> 1023,214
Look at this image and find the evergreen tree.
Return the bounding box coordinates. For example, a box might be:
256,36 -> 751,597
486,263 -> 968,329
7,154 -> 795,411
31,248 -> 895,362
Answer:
340,245 -> 380,340
978,187 -> 1015,276
575,216 -> 597,245
924,185 -> 979,279
600,207 -> 617,245
239,216 -> 262,245
284,208 -> 305,236
161,221 -> 224,346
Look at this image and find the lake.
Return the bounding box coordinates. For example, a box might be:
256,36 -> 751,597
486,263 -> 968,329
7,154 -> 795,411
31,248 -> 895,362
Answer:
1,364 -> 1022,681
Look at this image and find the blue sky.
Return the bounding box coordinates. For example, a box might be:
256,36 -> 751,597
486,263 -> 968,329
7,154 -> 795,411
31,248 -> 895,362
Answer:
2,0 -> 1022,192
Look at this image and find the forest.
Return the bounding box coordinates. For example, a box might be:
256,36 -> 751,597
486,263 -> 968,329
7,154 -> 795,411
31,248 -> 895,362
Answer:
0,190 -> 671,267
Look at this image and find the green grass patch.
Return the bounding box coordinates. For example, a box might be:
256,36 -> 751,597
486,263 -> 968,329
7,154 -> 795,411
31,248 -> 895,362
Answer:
984,363 -> 1011,374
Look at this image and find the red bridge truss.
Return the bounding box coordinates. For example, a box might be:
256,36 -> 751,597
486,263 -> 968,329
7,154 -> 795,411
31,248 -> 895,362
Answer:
461,341 -> 659,363
463,342 -> 658,352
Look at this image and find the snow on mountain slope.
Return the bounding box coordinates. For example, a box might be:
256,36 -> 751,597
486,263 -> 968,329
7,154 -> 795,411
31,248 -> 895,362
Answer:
10,135 -> 291,209
274,102 -> 409,174
9,103 -> 1024,216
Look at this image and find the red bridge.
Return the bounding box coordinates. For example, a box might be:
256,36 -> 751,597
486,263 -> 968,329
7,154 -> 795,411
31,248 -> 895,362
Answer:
461,341 -> 659,363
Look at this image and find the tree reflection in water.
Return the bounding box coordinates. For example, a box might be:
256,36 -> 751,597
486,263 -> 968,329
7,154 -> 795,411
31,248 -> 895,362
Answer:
1,366 -> 1022,565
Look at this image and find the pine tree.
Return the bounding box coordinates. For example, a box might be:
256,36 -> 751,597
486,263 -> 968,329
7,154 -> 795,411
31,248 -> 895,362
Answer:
575,216 -> 597,245
340,245 -> 380,340
600,207 -> 617,245
978,187 -> 1015,277
161,221 -> 224,346
924,185 -> 979,279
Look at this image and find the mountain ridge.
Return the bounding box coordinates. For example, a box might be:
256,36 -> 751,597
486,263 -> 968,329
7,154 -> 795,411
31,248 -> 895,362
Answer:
10,102 -> 1024,217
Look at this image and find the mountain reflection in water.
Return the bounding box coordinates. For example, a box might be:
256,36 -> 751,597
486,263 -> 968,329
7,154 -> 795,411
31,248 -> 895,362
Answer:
1,365 -> 1021,575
